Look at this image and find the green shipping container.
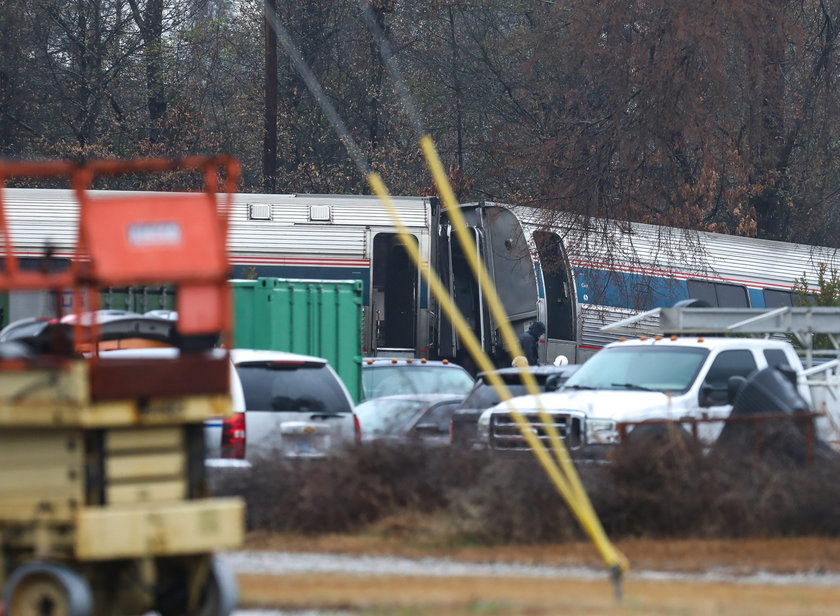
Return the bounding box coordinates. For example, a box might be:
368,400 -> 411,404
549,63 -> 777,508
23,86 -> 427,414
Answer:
231,278 -> 364,403
101,286 -> 177,314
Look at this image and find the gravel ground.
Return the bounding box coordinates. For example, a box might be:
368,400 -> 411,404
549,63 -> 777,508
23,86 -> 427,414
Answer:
235,612 -> 352,616
223,550 -> 840,587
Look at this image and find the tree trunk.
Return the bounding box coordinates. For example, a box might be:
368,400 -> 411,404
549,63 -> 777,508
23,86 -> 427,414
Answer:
263,0 -> 278,192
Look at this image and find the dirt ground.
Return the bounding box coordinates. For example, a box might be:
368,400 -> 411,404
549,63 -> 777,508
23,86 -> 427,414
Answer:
237,533 -> 840,615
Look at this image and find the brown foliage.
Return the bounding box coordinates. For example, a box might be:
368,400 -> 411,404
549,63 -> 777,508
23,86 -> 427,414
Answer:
215,439 -> 840,544
5,0 -> 840,245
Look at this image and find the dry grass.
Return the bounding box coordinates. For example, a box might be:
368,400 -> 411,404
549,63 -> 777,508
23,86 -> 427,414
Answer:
221,431 -> 840,614
245,531 -> 840,574
238,571 -> 840,616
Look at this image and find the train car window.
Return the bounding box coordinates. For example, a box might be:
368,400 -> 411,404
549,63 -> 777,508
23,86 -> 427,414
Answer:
686,280 -> 749,307
685,280 -> 717,306
763,287 -> 818,307
715,282 -> 749,307
763,289 -> 794,308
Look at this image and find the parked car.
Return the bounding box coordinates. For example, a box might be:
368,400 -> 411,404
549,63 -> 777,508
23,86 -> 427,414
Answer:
450,364 -> 580,449
361,357 -> 475,401
354,393 -> 465,447
212,349 -> 358,464
476,334 -> 820,459
98,346 -> 357,465
0,309 -> 195,352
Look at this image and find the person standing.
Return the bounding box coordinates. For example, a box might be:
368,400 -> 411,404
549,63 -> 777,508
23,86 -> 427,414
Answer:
518,321 -> 545,366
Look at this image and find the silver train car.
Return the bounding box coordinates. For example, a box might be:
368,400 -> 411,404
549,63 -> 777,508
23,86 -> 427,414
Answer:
2,188 -> 837,366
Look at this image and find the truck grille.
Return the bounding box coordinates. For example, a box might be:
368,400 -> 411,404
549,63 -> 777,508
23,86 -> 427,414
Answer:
489,412 -> 583,451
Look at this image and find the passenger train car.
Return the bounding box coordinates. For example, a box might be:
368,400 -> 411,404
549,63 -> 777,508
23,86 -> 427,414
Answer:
1,188 -> 837,365
513,206 -> 840,361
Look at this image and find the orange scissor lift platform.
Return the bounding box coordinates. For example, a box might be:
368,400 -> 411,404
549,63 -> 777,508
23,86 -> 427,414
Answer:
0,158 -> 244,616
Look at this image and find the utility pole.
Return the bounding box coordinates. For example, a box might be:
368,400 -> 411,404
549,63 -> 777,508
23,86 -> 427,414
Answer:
263,0 -> 278,192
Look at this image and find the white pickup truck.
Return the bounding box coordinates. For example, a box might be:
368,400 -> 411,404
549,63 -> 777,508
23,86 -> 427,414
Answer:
476,307 -> 840,458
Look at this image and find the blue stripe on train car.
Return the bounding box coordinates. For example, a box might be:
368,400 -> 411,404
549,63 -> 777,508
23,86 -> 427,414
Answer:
573,267 -> 688,311
747,288 -> 766,308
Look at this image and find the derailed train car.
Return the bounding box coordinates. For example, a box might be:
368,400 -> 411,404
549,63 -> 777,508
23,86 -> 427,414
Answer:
2,189 -> 838,367
511,206 -> 840,362
0,190 -> 576,366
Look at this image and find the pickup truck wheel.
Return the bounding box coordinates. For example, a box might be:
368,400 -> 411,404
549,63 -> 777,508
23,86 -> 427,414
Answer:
4,562 -> 93,616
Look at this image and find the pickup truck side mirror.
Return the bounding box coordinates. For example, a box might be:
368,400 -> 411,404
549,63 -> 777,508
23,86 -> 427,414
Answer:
699,383 -> 713,407
544,374 -> 563,392
699,383 -> 727,407
727,375 -> 747,405
700,377 -> 745,407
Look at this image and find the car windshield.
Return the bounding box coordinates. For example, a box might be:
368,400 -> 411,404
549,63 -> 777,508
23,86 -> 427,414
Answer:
460,368 -> 577,409
563,346 -> 709,393
362,365 -> 474,399
237,363 -> 352,413
354,398 -> 427,435
462,383 -> 527,409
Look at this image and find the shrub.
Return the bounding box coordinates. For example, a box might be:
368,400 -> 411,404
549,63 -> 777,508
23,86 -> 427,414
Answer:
214,440 -> 840,542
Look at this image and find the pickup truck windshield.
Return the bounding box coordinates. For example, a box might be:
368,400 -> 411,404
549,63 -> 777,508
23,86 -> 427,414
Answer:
563,346 -> 709,393
362,365 -> 474,400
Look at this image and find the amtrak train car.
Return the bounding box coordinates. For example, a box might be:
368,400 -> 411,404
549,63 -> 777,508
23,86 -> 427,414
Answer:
512,205 -> 840,361
0,189 -> 569,365
1,188 -> 837,366
0,189 -> 439,358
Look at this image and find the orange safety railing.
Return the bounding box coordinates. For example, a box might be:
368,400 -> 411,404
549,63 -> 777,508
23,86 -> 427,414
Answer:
0,156 -> 239,357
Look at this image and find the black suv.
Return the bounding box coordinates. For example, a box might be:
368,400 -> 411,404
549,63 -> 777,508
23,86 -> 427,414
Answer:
450,364 -> 579,448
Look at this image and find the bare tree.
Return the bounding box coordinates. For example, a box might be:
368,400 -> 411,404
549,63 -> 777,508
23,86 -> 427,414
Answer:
127,0 -> 167,144
263,0 -> 278,192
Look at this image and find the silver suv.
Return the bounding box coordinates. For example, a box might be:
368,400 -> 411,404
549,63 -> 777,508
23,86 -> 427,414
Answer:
211,349 -> 358,464
97,346 -> 357,464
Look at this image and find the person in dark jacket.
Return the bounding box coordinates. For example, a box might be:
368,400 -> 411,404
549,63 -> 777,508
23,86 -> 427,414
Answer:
518,321 -> 545,366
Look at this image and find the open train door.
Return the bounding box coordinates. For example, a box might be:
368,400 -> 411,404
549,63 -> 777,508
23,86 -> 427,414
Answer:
370,232 -> 418,356
532,229 -> 578,363
473,204 -> 541,364
438,203 -> 540,369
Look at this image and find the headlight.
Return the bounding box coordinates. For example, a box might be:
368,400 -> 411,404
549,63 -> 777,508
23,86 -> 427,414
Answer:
585,419 -> 619,445
477,410 -> 492,441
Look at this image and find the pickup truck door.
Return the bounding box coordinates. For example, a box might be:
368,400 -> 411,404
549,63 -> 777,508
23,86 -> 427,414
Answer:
695,349 -> 759,443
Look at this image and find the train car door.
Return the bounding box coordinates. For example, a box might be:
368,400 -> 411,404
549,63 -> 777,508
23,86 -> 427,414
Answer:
437,204 -> 539,369
533,230 -> 578,363
477,205 -> 541,364
370,232 -> 418,356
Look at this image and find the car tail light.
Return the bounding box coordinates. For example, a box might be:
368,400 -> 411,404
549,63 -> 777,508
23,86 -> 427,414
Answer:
221,411 -> 246,459
353,413 -> 361,446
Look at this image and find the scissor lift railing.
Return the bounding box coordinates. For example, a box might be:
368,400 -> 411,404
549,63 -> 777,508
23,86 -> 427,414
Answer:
0,157 -> 244,616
